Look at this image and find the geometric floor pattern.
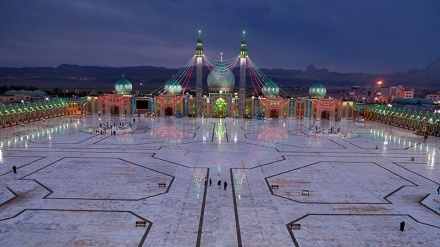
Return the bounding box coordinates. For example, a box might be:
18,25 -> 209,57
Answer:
0,115 -> 439,246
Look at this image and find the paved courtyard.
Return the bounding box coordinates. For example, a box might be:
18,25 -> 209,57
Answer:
0,115 -> 439,246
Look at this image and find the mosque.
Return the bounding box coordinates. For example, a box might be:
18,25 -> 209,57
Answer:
84,31 -> 355,120
0,32 -> 355,128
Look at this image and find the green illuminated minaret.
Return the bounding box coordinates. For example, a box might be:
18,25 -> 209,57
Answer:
196,30 -> 203,57
196,30 -> 203,117
239,30 -> 247,117
240,30 -> 247,58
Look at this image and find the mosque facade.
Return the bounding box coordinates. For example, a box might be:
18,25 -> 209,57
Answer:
83,32 -> 355,120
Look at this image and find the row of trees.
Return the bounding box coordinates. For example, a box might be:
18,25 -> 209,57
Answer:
0,85 -> 103,98
0,85 -> 39,94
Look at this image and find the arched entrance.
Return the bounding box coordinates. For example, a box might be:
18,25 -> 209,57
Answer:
270,109 -> 278,118
165,107 -> 173,116
321,111 -> 329,119
112,106 -> 119,115
213,98 -> 228,118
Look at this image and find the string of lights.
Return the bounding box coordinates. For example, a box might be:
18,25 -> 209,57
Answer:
203,54 -> 239,77
311,100 -> 342,111
247,57 -> 291,98
98,95 -> 130,106
151,56 -> 195,95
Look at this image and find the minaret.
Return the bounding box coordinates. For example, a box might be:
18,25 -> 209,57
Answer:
195,30 -> 203,117
239,30 -> 247,118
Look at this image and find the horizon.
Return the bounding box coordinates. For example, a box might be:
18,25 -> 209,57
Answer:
0,58 -> 437,76
1,1 -> 439,74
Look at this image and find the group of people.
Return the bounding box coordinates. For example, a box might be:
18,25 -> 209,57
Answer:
99,121 -> 134,131
205,177 -> 228,190
309,125 -> 340,134
92,129 -> 105,135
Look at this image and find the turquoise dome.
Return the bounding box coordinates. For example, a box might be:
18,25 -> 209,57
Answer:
164,79 -> 182,95
114,76 -> 132,94
309,81 -> 326,99
262,80 -> 280,97
207,62 -> 235,92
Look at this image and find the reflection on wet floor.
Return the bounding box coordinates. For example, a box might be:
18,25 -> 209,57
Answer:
0,122 -> 76,148
0,115 -> 439,158
214,122 -> 227,143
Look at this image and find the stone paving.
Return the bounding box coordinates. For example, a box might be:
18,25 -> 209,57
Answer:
0,115 -> 439,246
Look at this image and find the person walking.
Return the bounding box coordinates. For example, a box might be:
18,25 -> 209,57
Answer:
437,185 -> 440,196
217,179 -> 221,189
209,178 -> 212,186
12,165 -> 17,173
224,181 -> 228,190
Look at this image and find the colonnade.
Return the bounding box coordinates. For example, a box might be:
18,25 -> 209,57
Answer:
363,105 -> 440,137
0,99 -> 79,128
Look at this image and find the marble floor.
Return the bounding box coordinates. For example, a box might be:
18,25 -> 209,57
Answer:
0,115 -> 439,247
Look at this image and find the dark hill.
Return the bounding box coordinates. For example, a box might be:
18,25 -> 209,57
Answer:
0,57 -> 439,92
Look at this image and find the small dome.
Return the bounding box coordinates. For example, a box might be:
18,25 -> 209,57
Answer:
262,81 -> 280,97
309,81 -> 326,99
114,76 -> 132,94
164,79 -> 182,95
207,62 -> 235,92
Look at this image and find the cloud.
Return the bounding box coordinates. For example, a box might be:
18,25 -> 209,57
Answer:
0,0 -> 439,73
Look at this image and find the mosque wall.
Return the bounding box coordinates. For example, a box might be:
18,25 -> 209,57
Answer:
85,95 -> 133,115
292,99 -> 354,120
154,95 -> 184,116
188,98 -> 196,117
81,93 -> 354,121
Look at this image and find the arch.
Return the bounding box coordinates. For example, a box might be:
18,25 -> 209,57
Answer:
112,106 -> 119,115
213,98 -> 228,118
165,107 -> 173,116
270,109 -> 278,118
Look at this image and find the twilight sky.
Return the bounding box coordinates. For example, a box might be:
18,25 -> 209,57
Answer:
0,0 -> 439,73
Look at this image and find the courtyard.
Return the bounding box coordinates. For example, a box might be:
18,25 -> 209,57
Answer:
0,115 -> 439,246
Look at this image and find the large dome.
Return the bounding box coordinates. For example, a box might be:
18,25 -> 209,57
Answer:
207,62 -> 235,92
309,81 -> 326,99
164,79 -> 182,95
114,76 -> 132,94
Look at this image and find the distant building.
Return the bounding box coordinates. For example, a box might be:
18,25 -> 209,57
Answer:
388,85 -> 415,102
426,94 -> 440,102
394,85 -> 414,98
402,89 -> 414,98
0,90 -> 47,103
0,94 -> 30,103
